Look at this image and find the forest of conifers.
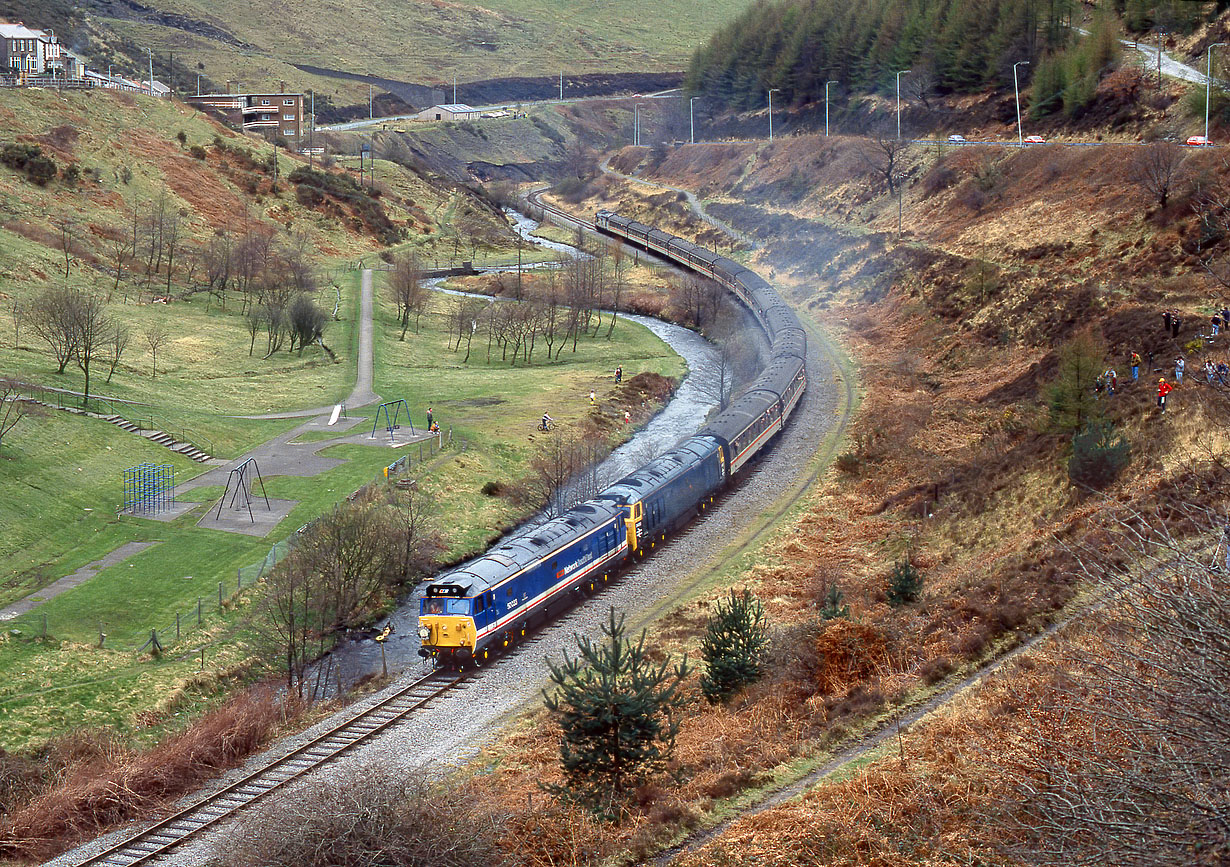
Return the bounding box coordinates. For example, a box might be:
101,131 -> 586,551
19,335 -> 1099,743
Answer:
684,0 -> 1227,111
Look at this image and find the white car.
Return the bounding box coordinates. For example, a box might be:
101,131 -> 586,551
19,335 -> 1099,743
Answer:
947,134 -> 967,143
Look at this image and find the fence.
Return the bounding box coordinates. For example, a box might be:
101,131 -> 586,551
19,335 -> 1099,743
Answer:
0,437 -> 464,661
2,567 -> 251,658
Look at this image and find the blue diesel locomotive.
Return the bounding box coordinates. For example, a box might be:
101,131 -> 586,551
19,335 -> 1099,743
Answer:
418,210 -> 807,666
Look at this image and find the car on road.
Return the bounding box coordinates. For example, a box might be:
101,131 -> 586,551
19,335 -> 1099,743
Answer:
1024,135 -> 1046,143
948,134 -> 967,143
1186,135 -> 1213,147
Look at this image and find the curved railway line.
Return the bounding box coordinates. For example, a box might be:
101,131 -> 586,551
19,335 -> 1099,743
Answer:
68,671 -> 471,867
64,190 -> 853,867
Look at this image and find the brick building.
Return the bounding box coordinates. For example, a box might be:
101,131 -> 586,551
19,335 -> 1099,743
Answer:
186,90 -> 305,145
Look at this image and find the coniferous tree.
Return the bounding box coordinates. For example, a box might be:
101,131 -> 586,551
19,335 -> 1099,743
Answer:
700,588 -> 770,703
543,608 -> 690,813
887,558 -> 923,607
820,582 -> 850,620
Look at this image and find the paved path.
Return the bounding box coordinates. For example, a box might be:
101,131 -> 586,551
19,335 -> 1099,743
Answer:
0,542 -> 158,622
4,269 -> 395,615
242,268 -> 381,419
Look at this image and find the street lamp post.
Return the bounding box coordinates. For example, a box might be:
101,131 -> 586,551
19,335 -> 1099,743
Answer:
1207,42 -> 1226,143
825,80 -> 838,136
145,47 -> 153,97
1013,60 -> 1030,146
689,96 -> 699,144
559,70 -> 563,101
634,103 -> 642,146
896,70 -> 910,139
768,87 -> 780,141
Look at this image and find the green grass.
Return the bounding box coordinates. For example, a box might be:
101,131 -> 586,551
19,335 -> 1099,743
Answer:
0,274 -> 684,751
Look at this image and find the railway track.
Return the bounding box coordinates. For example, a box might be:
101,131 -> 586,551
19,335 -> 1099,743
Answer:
69,670 -> 471,867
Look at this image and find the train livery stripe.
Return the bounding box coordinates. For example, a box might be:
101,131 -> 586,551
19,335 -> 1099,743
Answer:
474,544 -> 625,640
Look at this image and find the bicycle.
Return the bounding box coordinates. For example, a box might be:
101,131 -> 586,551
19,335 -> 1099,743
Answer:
537,419 -> 555,432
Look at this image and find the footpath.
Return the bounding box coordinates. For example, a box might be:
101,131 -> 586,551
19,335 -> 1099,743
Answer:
0,269 -> 433,620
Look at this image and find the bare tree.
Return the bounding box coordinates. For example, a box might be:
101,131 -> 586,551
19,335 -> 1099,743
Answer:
0,378 -> 36,450
287,294 -> 326,355
105,223 -> 134,301
53,215 -> 76,280
71,291 -> 112,403
10,300 -> 22,349
162,206 -> 184,295
1133,141 -> 1186,208
388,252 -> 422,340
30,285 -> 82,374
858,132 -> 911,196
996,505 -> 1230,867
144,322 -> 168,378
105,320 -> 129,384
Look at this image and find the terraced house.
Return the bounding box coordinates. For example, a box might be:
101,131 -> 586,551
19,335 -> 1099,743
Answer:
0,21 -> 83,80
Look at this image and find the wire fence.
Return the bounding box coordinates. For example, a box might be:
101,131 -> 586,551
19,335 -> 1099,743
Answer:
1,437 -> 465,658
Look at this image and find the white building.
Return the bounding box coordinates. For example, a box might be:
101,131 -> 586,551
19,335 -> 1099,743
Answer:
414,103 -> 479,122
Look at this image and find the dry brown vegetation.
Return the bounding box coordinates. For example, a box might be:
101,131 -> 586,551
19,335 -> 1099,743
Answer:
461,95 -> 1230,863
0,687 -> 298,861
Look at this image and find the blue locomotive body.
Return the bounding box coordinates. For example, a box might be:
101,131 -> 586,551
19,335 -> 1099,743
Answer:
420,502 -> 628,663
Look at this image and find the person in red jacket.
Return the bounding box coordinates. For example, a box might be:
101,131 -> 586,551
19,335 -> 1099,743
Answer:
1157,378 -> 1173,412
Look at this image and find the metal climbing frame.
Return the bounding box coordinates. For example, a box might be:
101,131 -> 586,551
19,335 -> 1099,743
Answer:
215,458 -> 271,524
371,399 -> 412,442
123,463 -> 176,515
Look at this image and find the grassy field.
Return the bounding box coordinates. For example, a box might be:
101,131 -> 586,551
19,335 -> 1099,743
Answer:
98,0 -> 755,106
0,271 -> 683,751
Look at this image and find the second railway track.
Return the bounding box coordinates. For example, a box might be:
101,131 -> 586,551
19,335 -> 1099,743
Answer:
69,670 -> 471,867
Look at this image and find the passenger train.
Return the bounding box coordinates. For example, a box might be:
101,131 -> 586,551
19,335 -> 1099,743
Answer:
418,209 -> 807,665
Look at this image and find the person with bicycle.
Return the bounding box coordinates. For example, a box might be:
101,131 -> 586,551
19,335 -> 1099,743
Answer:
540,412 -> 554,431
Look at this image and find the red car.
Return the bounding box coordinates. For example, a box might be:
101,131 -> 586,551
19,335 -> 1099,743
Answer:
1186,135 -> 1213,147
1023,135 -> 1046,143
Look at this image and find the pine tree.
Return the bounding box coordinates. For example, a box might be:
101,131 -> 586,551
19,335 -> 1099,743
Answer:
820,582 -> 850,620
1046,334 -> 1106,433
543,608 -> 690,813
886,558 -> 923,607
700,588 -> 770,703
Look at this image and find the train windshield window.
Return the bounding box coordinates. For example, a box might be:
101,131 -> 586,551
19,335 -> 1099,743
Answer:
425,598 -> 471,615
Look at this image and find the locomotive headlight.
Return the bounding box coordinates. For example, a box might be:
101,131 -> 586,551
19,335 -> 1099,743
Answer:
418,627 -> 430,640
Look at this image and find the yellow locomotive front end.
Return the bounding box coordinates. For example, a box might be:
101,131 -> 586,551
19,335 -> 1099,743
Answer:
418,589 -> 476,663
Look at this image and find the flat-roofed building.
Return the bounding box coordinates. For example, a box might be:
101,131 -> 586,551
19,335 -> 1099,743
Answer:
186,90 -> 305,145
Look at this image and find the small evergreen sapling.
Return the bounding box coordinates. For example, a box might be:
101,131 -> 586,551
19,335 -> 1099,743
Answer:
700,588 -> 769,703
820,582 -> 850,620
886,558 -> 923,607
543,608 -> 690,814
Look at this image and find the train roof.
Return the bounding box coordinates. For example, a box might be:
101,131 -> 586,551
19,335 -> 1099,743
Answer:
697,389 -> 786,444
596,436 -> 721,505
426,500 -> 624,595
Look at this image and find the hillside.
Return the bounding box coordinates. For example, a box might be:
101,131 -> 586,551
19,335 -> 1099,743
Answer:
8,0 -> 755,115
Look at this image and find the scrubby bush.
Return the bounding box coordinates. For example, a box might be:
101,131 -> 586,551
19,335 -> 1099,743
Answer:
1,143 -> 58,185
189,144 -> 207,160
216,768 -> 506,867
1068,421 -> 1130,489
